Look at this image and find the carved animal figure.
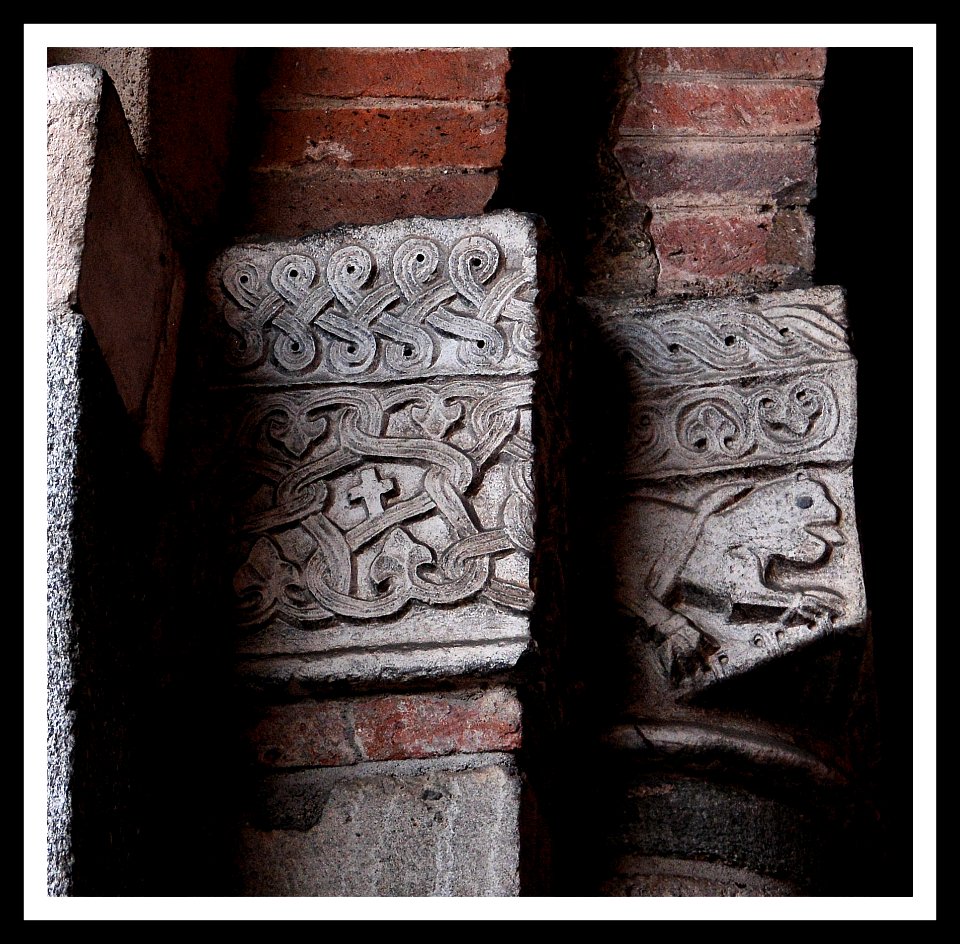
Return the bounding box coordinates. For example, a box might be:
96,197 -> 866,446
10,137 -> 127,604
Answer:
630,471 -> 845,679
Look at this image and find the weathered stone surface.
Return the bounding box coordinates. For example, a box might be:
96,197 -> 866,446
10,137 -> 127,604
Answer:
46,311 -> 84,897
47,49 -> 240,246
46,64 -> 179,893
589,770 -> 845,895
588,287 -> 865,693
238,754 -> 520,895
47,64 -> 183,467
203,212 -> 553,685
47,49 -> 151,151
46,309 -> 165,896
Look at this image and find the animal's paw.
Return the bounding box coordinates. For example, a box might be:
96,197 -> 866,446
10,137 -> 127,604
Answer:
655,614 -> 703,677
782,592 -> 842,627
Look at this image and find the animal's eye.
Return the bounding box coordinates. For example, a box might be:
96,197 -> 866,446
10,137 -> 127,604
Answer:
796,496 -> 813,509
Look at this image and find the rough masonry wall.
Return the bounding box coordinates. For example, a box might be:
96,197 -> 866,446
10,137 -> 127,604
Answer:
48,46 -> 883,898
242,48 -> 511,236
562,47 -> 883,896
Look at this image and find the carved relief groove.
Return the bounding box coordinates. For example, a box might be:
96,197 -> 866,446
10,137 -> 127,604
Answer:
616,469 -> 861,692
215,234 -> 538,383
597,288 -> 864,694
610,306 -> 852,386
228,381 -> 536,627
624,371 -> 845,477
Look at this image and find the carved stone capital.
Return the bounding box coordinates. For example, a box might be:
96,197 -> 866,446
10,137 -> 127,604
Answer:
203,213 -> 556,688
587,286 -> 866,694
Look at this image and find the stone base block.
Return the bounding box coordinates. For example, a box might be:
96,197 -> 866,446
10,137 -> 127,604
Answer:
238,753 -> 520,896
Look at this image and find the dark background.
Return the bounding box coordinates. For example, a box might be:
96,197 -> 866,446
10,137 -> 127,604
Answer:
814,46 -> 916,895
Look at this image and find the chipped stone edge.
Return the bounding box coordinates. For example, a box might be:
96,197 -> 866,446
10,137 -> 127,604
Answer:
235,639 -> 531,693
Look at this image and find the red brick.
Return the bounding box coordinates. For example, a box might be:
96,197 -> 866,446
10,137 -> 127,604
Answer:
243,167 -> 498,237
353,689 -> 522,761
257,103 -> 507,170
635,48 -> 827,79
264,47 -> 510,102
614,139 -> 816,208
247,702 -> 359,768
621,80 -> 820,136
650,207 -> 814,290
767,207 -> 816,271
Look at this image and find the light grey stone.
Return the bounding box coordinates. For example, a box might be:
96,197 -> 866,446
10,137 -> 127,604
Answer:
46,310 -> 86,897
46,64 -> 183,467
47,49 -> 151,153
593,286 -> 856,478
46,63 -> 181,895
47,64 -> 103,312
238,754 -> 520,896
204,213 -> 550,685
602,721 -> 846,787
205,213 -> 540,386
47,48 -> 240,249
589,286 -> 866,694
236,639 -> 530,693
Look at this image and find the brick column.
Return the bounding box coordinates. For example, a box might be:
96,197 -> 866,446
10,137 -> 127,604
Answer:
243,48 -> 511,236
612,47 -> 825,297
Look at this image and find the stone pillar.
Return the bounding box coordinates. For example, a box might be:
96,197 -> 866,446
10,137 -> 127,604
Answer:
195,211 -> 565,894
575,285 -> 873,895
46,48 -> 240,251
47,63 -> 184,468
46,64 -> 184,894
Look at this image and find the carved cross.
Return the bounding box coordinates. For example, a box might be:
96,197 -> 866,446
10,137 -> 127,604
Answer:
348,468 -> 394,519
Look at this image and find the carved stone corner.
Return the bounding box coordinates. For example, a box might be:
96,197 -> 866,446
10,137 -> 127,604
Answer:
201,212 -> 562,689
585,285 -> 866,696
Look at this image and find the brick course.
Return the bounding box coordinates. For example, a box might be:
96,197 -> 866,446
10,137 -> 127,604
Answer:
650,207 -> 815,293
354,690 -> 522,762
243,48 -> 510,236
634,47 -> 827,79
264,47 -> 510,102
614,138 -> 817,208
605,48 -> 826,296
247,688 -> 522,769
621,80 -> 820,136
245,167 -> 498,236
256,102 -> 508,170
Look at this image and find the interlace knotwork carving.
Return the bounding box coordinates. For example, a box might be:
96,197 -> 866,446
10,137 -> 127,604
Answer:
230,381 -> 536,627
216,233 -> 538,383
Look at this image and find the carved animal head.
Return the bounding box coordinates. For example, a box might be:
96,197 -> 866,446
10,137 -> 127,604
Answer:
722,471 -> 843,565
